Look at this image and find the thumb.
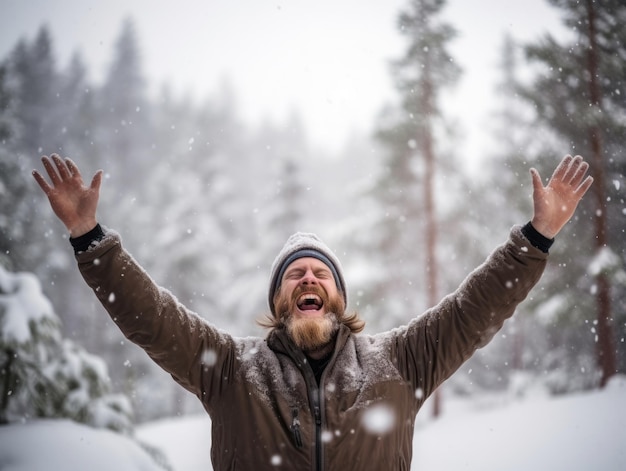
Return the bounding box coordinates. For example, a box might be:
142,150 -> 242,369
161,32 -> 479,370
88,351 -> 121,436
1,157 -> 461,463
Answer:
530,168 -> 544,194
90,170 -> 103,192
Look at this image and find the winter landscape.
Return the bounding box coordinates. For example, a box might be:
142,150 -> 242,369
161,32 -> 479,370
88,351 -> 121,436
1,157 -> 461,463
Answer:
2,257 -> 624,470
2,377 -> 625,470
1,0 -> 625,470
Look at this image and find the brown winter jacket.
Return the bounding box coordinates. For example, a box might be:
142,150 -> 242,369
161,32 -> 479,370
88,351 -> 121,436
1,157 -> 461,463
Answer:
75,225 -> 548,471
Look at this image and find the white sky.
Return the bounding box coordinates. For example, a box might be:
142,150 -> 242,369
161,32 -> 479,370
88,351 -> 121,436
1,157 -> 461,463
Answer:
1,0 -> 565,157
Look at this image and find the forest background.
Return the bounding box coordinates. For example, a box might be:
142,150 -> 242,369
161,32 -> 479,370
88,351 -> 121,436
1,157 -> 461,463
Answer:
1,0 -> 624,426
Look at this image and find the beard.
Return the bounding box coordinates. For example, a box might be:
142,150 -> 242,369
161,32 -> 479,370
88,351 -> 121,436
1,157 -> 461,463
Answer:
287,313 -> 339,352
274,285 -> 344,352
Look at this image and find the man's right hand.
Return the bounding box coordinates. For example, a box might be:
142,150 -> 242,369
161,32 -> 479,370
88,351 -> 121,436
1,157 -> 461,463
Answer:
33,154 -> 103,237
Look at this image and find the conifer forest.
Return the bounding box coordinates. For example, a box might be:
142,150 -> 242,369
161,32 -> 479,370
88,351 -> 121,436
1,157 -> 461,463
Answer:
1,0 -> 624,425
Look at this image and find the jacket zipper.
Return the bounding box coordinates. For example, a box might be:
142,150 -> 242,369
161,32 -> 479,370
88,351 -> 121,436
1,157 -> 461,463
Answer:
302,358 -> 325,471
314,393 -> 323,471
278,333 -> 341,471
315,363 -> 329,471
291,409 -> 303,448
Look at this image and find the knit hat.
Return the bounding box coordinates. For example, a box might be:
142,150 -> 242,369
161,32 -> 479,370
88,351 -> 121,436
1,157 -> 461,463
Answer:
268,232 -> 347,315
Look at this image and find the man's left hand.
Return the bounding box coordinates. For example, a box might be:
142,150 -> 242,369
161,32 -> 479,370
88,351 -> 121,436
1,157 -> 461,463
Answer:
530,154 -> 594,239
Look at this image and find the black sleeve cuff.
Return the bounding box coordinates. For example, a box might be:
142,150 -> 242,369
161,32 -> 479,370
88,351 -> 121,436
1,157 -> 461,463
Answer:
521,222 -> 554,253
69,223 -> 105,254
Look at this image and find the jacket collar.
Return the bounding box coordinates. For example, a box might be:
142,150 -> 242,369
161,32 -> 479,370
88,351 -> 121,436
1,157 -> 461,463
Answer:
267,323 -> 352,363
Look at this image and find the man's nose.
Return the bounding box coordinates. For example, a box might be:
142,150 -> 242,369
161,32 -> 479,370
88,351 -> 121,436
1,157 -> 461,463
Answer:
300,270 -> 318,285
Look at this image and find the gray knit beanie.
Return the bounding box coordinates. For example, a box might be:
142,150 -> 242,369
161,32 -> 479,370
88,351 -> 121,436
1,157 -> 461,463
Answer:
268,232 -> 347,315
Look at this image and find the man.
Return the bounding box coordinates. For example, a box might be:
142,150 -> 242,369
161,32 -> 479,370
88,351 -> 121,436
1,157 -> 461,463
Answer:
33,153 -> 592,470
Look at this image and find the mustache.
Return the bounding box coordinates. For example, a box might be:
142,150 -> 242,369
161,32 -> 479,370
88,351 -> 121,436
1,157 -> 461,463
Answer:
274,285 -> 331,322
291,285 -> 329,304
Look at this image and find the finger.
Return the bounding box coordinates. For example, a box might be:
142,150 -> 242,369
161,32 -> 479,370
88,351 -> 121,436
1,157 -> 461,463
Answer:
530,168 -> 544,193
32,169 -> 53,195
574,175 -> 594,198
51,153 -> 71,180
90,170 -> 103,192
563,155 -> 584,183
65,157 -> 79,176
41,155 -> 61,184
569,160 -> 590,187
551,154 -> 573,182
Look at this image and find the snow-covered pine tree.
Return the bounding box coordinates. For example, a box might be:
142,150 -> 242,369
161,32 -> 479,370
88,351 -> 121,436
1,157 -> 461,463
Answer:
0,264 -> 133,433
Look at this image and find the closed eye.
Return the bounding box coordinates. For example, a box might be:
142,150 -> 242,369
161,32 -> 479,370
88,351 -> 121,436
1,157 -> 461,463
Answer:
284,269 -> 305,280
314,269 -> 331,279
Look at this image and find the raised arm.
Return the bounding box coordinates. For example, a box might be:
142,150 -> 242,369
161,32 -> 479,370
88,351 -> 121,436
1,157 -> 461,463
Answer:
32,154 -> 103,237
33,154 -> 237,403
396,154 -> 594,399
530,154 -> 593,239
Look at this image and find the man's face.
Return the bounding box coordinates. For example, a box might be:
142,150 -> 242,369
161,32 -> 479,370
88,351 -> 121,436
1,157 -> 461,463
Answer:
275,257 -> 344,351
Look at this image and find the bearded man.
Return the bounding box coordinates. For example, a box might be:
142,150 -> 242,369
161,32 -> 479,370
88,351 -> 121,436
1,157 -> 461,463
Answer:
33,153 -> 593,470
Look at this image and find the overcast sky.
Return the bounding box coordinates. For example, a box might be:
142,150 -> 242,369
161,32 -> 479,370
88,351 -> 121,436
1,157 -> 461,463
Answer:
1,0 -> 565,157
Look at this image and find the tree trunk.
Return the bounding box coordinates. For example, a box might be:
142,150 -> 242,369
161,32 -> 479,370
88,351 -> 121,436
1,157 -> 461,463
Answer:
418,44 -> 441,418
585,0 -> 616,387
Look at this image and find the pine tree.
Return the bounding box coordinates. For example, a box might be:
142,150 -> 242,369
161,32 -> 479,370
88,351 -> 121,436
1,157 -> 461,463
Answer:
9,26 -> 61,156
3,26 -> 70,281
360,0 -> 461,416
0,264 -> 133,432
256,111 -> 310,241
58,52 -> 100,159
520,0 -> 625,387
0,47 -> 59,278
448,34 -> 572,396
0,63 -> 27,271
363,2 -> 457,329
97,17 -> 151,233
0,64 -> 17,143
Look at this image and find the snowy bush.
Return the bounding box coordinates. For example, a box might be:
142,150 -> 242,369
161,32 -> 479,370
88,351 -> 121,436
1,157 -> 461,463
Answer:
0,264 -> 133,433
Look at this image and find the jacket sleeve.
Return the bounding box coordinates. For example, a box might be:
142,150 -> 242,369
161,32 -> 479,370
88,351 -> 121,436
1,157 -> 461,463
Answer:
393,225 -> 548,400
74,228 -> 236,409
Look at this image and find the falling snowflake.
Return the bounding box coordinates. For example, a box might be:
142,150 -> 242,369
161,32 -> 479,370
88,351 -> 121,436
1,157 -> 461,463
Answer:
362,404 -> 396,435
202,349 -> 217,367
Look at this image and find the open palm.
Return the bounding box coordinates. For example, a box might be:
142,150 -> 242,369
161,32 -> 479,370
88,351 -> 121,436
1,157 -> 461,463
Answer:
33,154 -> 103,237
530,155 -> 594,239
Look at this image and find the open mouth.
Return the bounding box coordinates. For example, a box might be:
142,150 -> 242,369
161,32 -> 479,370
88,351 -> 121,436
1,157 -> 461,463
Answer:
296,293 -> 323,312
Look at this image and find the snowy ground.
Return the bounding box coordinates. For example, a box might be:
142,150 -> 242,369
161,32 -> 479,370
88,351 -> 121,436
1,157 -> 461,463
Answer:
411,377 -> 626,471
0,419 -> 162,471
1,376 -> 624,470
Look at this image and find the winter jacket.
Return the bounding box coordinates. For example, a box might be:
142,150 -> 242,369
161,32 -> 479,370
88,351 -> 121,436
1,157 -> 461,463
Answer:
75,225 -> 548,471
